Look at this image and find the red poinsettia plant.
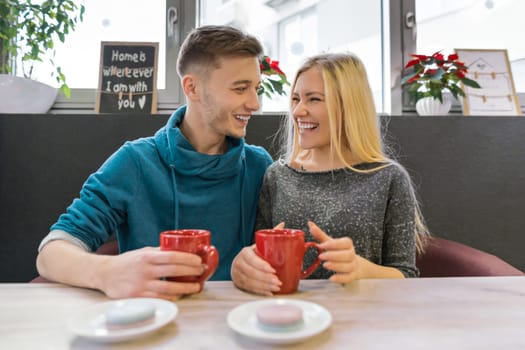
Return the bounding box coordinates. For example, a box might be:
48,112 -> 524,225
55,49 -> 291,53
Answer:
401,51 -> 481,103
258,55 -> 290,99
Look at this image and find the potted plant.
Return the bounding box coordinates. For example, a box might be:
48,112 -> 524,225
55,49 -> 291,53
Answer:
258,55 -> 290,99
401,51 -> 481,115
0,0 -> 84,113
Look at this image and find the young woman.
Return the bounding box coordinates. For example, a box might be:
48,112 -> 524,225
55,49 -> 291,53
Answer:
232,53 -> 428,296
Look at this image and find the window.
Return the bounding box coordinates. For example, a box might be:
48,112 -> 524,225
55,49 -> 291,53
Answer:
14,0 -> 393,114
20,0 -> 193,113
19,0 -> 520,115
200,0 -> 385,113
401,0 -> 525,112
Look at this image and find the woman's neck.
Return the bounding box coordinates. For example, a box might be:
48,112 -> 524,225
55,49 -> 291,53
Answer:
292,149 -> 356,172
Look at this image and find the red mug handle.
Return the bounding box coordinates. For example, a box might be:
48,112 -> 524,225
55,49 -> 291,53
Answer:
301,242 -> 323,279
196,244 -> 219,285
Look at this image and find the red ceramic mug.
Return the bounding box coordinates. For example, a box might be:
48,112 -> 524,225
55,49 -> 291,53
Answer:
159,230 -> 219,292
255,229 -> 322,294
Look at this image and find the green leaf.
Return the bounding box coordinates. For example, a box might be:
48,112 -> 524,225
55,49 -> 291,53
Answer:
407,82 -> 421,93
0,0 -> 84,98
432,68 -> 445,80
462,77 -> 481,89
400,72 -> 418,85
429,89 -> 443,103
267,78 -> 284,95
263,81 -> 275,93
60,83 -> 71,98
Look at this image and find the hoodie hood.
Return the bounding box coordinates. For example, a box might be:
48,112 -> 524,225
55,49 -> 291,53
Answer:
154,106 -> 246,179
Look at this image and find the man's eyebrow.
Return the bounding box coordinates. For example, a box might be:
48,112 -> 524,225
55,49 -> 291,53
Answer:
232,79 -> 253,85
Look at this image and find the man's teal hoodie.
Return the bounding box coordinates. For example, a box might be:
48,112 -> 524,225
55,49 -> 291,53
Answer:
51,106 -> 273,280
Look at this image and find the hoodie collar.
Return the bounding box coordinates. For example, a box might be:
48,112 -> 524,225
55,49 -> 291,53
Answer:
155,106 -> 246,179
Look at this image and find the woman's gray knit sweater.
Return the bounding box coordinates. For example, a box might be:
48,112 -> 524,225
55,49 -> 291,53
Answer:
255,161 -> 419,278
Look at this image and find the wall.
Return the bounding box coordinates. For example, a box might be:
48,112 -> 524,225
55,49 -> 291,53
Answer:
383,115 -> 525,271
0,113 -> 280,282
1,113 -> 524,282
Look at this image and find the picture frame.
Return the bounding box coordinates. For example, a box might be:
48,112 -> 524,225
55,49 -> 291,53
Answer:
454,48 -> 521,116
96,41 -> 159,114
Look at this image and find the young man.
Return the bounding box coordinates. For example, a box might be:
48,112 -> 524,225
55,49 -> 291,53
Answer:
36,25 -> 272,300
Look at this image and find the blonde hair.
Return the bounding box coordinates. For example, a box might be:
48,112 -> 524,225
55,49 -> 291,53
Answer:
281,53 -> 429,251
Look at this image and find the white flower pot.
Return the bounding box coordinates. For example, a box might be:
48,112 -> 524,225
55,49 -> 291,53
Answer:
415,96 -> 452,116
0,74 -> 58,113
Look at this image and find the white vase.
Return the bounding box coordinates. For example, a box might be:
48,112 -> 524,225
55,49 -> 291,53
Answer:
415,96 -> 452,116
0,74 -> 58,113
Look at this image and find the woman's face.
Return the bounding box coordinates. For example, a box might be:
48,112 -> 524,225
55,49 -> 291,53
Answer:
291,67 -> 331,151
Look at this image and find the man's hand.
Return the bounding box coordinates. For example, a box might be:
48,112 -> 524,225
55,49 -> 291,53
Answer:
37,240 -> 206,300
98,247 -> 205,300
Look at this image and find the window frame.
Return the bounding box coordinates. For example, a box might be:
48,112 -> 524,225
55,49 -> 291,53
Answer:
398,0 -> 525,114
50,0 -> 195,113
43,0 -> 524,115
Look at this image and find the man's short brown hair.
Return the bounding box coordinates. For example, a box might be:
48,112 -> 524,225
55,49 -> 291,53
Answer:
177,25 -> 263,77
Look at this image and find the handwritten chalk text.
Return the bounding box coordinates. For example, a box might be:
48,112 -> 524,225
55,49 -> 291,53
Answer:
111,50 -> 147,63
102,66 -> 154,78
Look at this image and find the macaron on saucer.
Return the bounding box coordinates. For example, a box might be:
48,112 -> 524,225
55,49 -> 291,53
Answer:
67,298 -> 178,343
227,299 -> 332,344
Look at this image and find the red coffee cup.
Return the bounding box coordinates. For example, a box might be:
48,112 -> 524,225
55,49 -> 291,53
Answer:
255,229 -> 322,294
159,230 -> 219,292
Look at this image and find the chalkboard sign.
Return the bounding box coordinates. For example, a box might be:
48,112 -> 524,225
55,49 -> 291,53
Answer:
96,42 -> 159,114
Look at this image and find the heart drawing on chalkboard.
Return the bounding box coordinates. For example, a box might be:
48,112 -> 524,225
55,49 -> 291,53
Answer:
138,95 -> 147,109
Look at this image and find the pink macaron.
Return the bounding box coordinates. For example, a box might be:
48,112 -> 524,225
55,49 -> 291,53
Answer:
256,302 -> 304,332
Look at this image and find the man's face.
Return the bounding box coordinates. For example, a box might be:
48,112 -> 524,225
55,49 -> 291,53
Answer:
199,56 -> 261,139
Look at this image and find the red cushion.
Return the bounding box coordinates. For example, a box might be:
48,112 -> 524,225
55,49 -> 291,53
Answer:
417,237 -> 524,277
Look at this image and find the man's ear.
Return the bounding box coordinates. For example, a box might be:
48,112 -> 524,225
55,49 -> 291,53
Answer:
181,74 -> 200,101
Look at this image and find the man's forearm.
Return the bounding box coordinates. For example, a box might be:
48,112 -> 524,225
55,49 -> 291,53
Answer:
36,240 -> 109,291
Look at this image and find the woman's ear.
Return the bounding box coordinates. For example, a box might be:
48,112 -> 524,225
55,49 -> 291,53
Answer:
181,74 -> 200,101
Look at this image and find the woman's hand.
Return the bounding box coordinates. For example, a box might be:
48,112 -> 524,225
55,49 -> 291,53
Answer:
308,221 -> 404,281
231,245 -> 282,296
308,221 -> 361,283
230,222 -> 286,295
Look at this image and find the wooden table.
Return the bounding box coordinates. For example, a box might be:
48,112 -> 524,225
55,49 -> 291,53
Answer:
1,277 -> 524,349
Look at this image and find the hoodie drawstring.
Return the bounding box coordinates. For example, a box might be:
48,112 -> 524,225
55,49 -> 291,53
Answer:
169,165 -> 180,229
239,153 -> 249,247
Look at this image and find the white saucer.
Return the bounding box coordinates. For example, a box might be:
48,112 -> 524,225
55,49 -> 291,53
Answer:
227,299 -> 332,344
67,298 -> 178,343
